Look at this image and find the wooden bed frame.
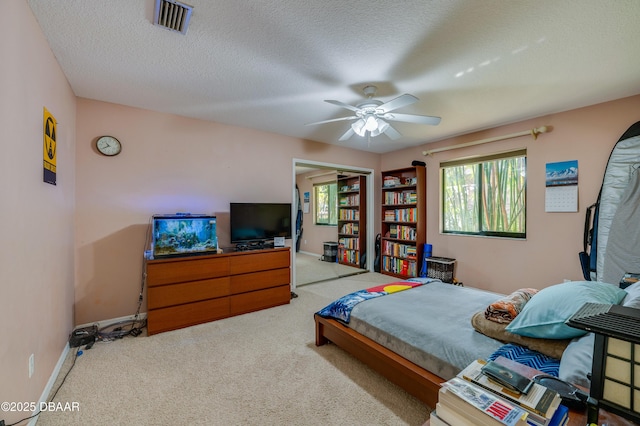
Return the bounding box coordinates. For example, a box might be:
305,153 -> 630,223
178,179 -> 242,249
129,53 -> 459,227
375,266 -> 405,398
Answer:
314,313 -> 443,407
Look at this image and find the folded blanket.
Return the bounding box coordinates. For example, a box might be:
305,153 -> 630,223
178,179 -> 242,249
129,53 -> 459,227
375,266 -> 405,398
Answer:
472,311 -> 570,359
485,288 -> 538,324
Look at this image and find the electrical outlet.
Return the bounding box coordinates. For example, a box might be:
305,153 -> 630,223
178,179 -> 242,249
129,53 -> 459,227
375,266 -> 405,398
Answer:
29,353 -> 34,378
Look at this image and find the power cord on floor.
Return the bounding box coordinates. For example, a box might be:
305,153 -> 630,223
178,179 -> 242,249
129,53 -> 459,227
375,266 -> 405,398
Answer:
98,317 -> 147,341
4,224 -> 155,426
5,347 -> 82,426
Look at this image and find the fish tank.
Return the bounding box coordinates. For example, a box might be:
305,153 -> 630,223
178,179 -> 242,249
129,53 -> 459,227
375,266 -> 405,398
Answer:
151,214 -> 218,259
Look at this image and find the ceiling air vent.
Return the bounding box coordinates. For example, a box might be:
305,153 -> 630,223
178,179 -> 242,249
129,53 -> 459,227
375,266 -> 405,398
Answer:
153,0 -> 193,35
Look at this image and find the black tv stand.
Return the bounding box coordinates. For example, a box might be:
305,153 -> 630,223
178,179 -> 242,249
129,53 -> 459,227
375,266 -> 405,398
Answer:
235,240 -> 274,251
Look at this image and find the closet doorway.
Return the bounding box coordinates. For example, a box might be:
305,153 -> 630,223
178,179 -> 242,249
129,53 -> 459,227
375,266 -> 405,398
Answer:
292,159 -> 374,288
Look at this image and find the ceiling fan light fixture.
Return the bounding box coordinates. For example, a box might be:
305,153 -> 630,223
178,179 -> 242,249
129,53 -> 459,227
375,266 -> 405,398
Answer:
364,115 -> 378,131
371,119 -> 390,137
309,85 -> 441,142
351,119 -> 366,137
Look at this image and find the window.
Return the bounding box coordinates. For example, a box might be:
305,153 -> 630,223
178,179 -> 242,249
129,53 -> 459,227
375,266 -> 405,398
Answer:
441,150 -> 526,238
314,181 -> 338,226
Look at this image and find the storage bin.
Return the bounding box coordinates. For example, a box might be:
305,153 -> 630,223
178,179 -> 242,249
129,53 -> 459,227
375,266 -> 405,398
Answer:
426,256 -> 456,283
322,241 -> 338,262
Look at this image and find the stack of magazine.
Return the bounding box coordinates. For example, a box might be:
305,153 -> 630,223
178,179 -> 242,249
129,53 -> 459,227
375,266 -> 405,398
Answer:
430,358 -> 569,426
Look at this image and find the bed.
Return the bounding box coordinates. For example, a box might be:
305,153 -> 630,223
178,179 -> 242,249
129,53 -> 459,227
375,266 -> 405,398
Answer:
314,278 -> 634,407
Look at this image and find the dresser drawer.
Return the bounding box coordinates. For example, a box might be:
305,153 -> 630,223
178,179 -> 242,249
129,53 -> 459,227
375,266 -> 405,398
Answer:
230,268 -> 290,294
147,298 -> 230,335
229,249 -> 289,275
147,277 -> 230,309
147,255 -> 229,286
230,285 -> 290,316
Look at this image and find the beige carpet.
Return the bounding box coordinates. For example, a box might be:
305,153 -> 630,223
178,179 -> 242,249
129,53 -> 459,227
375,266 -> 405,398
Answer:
295,251 -> 366,286
38,273 -> 429,425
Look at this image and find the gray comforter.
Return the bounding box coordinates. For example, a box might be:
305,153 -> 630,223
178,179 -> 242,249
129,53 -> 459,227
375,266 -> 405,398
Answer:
349,281 -> 504,380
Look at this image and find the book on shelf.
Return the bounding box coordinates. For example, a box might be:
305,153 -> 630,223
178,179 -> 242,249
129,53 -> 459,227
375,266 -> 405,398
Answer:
429,410 -> 451,426
439,377 -> 529,426
458,359 -> 562,426
546,404 -> 569,426
436,402 -> 473,425
431,406 -> 568,426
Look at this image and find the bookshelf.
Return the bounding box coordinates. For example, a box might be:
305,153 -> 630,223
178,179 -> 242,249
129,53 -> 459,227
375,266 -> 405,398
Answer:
337,175 -> 367,268
380,166 -> 426,278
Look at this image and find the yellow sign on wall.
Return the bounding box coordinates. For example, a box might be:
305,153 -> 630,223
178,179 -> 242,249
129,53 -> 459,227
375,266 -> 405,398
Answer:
43,107 -> 57,185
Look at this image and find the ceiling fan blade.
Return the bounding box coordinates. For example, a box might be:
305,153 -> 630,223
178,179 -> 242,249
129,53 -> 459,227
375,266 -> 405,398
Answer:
325,99 -> 361,112
377,94 -> 418,113
305,116 -> 358,126
383,123 -> 402,140
338,127 -> 355,141
382,113 -> 441,126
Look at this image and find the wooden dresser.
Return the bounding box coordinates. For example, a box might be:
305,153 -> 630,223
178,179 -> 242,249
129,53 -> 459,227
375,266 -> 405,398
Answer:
146,247 -> 291,335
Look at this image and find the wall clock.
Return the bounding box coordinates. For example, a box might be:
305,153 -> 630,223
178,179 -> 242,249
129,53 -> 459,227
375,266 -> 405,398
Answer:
96,135 -> 122,156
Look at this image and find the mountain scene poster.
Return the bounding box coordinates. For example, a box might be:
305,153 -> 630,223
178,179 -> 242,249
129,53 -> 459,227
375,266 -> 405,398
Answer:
545,160 -> 578,187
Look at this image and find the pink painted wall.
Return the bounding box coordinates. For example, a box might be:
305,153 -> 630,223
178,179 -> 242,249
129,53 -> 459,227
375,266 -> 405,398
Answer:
0,2 -> 77,423
74,99 -> 381,325
382,95 -> 640,293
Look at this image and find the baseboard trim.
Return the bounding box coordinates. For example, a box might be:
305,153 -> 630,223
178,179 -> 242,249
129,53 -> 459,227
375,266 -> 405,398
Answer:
74,312 -> 147,331
29,314 -> 147,425
30,342 -> 70,426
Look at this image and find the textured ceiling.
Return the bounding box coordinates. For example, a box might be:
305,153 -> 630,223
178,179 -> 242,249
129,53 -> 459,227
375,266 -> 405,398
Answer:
28,0 -> 640,153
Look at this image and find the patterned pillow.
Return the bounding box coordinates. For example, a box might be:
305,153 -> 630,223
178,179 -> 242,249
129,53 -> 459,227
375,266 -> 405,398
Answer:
485,288 -> 538,324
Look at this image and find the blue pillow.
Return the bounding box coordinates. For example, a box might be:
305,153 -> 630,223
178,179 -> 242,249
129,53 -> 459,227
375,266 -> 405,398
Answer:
505,281 -> 627,339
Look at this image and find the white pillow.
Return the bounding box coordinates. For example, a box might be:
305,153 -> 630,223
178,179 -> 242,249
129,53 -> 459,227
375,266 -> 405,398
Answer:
623,280 -> 640,308
558,333 -> 594,389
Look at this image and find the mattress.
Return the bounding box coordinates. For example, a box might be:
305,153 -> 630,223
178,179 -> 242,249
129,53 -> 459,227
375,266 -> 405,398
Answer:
348,281 -> 505,380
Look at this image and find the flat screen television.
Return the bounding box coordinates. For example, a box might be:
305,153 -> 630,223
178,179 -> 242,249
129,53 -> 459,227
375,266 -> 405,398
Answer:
230,203 -> 292,244
152,215 -> 218,258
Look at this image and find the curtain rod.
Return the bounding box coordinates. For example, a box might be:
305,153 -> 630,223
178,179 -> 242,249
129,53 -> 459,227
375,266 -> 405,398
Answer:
422,126 -> 550,156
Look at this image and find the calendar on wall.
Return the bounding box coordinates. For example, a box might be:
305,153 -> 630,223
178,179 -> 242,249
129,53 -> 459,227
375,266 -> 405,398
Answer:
545,160 -> 578,212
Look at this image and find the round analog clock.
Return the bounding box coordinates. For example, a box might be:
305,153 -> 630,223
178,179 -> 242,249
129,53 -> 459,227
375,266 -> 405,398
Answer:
96,135 -> 122,156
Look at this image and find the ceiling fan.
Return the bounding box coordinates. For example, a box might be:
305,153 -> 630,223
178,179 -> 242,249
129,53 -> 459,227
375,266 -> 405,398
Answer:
306,85 -> 441,141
